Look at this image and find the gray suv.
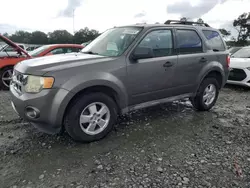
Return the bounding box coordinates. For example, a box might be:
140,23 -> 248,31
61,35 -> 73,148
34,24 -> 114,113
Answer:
10,20 -> 230,142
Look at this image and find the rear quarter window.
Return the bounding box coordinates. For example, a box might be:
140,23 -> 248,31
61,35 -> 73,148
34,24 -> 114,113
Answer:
202,30 -> 225,51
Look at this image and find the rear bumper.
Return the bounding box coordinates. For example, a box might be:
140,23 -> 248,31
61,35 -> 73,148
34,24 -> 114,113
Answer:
227,80 -> 250,87
10,85 -> 74,134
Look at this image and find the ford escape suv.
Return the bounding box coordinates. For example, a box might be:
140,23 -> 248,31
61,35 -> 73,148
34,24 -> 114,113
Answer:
10,20 -> 230,142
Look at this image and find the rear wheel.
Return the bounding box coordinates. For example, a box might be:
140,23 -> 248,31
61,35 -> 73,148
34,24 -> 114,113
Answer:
191,77 -> 219,111
64,92 -> 118,142
0,67 -> 13,90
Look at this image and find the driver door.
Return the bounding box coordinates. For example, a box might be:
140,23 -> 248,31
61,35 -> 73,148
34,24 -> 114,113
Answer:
127,29 -> 177,105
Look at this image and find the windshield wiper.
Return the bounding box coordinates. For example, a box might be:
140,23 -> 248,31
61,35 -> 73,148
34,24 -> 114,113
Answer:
82,51 -> 99,55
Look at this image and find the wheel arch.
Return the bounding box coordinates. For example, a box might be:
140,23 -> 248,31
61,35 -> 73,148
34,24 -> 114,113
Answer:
61,83 -> 127,125
0,65 -> 14,70
195,62 -> 225,92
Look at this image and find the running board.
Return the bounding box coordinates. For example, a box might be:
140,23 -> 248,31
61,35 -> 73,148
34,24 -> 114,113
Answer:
121,93 -> 192,114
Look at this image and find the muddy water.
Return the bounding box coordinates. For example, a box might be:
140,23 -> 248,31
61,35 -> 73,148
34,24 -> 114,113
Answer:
1,86 -> 250,188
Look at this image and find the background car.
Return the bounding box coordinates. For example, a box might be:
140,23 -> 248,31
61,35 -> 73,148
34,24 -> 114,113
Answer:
228,46 -> 243,56
227,46 -> 250,87
0,35 -> 83,89
0,43 -> 28,57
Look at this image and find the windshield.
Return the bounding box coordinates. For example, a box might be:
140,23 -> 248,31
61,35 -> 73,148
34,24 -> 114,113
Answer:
232,48 -> 250,58
29,45 -> 50,57
81,27 -> 143,57
229,47 -> 242,55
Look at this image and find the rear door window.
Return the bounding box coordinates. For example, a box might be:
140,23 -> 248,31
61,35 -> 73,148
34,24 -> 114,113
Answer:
176,29 -> 203,54
202,30 -> 225,51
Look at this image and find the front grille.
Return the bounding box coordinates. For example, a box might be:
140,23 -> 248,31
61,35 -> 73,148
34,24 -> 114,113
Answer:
228,68 -> 247,81
11,70 -> 26,93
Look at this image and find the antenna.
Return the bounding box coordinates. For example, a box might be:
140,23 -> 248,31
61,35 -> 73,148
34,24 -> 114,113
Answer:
73,9 -> 75,34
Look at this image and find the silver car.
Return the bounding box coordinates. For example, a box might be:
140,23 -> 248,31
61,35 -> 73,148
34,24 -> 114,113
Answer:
10,20 -> 230,142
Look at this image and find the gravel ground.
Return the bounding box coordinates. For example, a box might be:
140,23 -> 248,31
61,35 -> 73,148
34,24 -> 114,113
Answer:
1,85 -> 250,188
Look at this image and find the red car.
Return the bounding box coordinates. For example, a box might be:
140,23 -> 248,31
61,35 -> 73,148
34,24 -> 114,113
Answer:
0,35 -> 83,89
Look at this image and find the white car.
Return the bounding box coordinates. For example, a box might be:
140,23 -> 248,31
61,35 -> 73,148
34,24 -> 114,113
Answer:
0,43 -> 27,57
227,46 -> 250,87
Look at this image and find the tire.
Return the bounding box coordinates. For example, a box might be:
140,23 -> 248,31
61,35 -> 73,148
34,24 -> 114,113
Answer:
64,92 -> 118,142
191,77 -> 219,111
0,66 -> 13,90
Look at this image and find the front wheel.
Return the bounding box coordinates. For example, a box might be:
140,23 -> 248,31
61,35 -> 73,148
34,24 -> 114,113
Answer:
0,67 -> 13,90
64,92 -> 118,142
191,77 -> 219,111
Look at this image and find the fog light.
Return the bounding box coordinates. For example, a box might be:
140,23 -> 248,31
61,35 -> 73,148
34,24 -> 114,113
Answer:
26,106 -> 40,119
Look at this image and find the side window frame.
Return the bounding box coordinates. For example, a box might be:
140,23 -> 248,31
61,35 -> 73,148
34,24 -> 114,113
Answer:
175,28 -> 204,55
128,27 -> 177,60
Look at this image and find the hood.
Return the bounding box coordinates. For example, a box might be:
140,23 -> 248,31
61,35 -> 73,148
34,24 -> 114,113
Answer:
14,52 -> 115,75
230,58 -> 250,69
0,34 -> 31,57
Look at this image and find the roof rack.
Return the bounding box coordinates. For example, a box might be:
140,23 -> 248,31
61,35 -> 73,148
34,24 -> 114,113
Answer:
164,20 -> 210,27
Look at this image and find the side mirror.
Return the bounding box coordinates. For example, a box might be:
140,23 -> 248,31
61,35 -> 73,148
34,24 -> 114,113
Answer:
131,47 -> 154,60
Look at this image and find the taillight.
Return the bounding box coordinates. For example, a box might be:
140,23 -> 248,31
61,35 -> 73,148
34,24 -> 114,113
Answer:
226,55 -> 230,68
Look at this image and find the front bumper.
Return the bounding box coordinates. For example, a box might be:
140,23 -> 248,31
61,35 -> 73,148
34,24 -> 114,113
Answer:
227,68 -> 250,87
10,84 -> 74,134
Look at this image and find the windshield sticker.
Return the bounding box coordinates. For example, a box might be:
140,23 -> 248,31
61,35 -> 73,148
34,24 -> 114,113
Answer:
123,29 -> 140,35
107,42 -> 118,51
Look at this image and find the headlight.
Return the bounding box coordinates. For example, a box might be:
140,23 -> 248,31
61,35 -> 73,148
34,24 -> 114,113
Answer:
247,67 -> 250,71
24,75 -> 54,93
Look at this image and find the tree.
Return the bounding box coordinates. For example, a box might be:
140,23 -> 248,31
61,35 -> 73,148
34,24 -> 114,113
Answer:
219,28 -> 231,40
180,17 -> 188,22
197,18 -> 204,23
2,33 -> 9,38
231,36 -> 236,42
1,27 -> 100,45
48,30 -> 73,44
29,31 -> 48,44
9,30 -> 31,43
73,27 -> 99,44
233,12 -> 250,45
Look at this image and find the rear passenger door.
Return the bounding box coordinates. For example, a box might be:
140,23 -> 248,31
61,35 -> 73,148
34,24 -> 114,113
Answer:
173,28 -> 216,94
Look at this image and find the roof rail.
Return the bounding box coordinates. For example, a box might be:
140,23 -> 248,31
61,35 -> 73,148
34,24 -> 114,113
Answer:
164,20 -> 210,27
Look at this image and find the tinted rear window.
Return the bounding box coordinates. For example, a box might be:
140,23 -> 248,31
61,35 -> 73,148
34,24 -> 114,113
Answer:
202,30 -> 225,51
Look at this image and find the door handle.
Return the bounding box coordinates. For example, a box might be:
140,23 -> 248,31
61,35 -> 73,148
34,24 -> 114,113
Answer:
199,57 -> 207,63
163,61 -> 173,67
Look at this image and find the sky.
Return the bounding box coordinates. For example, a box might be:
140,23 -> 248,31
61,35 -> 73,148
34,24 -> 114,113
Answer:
0,0 -> 249,35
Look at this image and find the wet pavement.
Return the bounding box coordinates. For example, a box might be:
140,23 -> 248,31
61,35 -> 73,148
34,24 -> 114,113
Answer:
0,85 -> 250,188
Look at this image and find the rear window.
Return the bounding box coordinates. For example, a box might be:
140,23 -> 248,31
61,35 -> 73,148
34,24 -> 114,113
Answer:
202,30 -> 225,51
